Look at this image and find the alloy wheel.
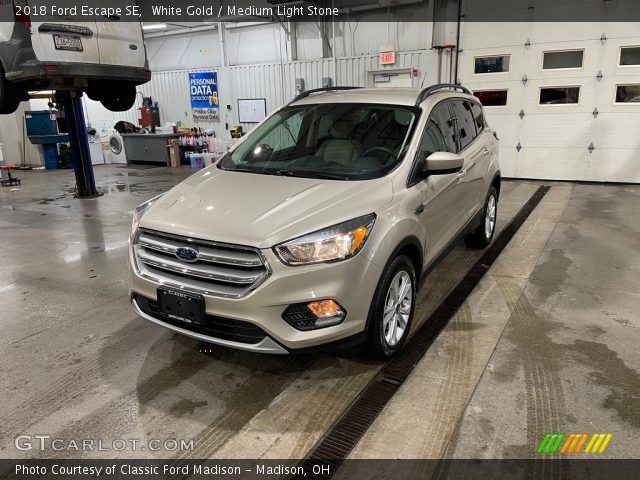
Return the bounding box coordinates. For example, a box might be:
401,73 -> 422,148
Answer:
382,270 -> 412,347
485,194 -> 496,238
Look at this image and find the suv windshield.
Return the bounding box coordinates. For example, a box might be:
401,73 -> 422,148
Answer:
218,103 -> 419,180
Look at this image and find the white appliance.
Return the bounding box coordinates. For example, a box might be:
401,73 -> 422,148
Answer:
88,134 -> 104,165
106,132 -> 127,164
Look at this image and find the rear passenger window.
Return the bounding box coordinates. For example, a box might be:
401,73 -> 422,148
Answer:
419,102 -> 457,156
450,100 -> 476,151
470,103 -> 484,133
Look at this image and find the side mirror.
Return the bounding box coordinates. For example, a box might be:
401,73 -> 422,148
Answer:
424,151 -> 464,175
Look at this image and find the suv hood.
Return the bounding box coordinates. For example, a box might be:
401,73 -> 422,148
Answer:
140,167 -> 394,249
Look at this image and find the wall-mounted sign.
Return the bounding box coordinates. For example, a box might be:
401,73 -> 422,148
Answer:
189,71 -> 219,122
380,51 -> 396,65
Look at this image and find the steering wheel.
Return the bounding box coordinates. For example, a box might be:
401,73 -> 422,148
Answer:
362,146 -> 398,163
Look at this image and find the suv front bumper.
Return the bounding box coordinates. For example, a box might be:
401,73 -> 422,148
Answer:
129,247 -> 383,354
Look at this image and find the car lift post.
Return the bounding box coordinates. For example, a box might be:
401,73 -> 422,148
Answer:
59,90 -> 98,198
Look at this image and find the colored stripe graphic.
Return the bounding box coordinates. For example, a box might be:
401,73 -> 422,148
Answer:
598,434 -> 613,453
536,434 -> 552,454
538,433 -> 612,454
546,433 -> 566,454
560,434 -> 576,453
573,433 -> 589,453
561,433 -> 588,454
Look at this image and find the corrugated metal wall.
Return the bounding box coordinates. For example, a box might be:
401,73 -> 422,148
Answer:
121,49 -> 437,139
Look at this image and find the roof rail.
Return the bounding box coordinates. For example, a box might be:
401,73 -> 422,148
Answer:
288,86 -> 362,105
415,83 -> 472,106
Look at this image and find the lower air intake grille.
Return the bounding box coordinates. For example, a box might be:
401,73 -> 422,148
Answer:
134,294 -> 268,345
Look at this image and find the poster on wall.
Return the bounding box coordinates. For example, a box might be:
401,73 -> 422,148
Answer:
189,71 -> 220,122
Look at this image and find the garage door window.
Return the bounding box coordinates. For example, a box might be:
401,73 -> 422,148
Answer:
615,85 -> 640,103
542,50 -> 584,70
540,86 -> 580,105
473,90 -> 508,107
620,47 -> 640,66
474,55 -> 510,74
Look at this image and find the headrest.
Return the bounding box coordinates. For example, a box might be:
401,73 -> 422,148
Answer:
330,121 -> 352,139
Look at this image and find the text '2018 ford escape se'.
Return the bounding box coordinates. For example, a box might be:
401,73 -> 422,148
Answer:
129,85 -> 501,358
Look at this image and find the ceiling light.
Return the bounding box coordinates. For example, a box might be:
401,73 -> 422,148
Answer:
142,23 -> 167,31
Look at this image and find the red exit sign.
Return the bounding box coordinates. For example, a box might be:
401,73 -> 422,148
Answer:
380,51 -> 396,65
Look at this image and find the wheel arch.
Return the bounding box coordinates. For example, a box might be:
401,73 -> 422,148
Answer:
363,235 -> 423,333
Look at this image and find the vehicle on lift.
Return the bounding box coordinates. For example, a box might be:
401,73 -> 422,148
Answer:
129,85 -> 501,358
0,6 -> 150,114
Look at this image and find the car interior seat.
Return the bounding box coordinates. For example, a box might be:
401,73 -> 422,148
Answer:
316,121 -> 362,165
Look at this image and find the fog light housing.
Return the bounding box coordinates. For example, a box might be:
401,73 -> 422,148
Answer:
282,300 -> 346,331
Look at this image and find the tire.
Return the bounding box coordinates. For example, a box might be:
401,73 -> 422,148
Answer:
365,255 -> 416,359
0,73 -> 23,115
85,86 -> 102,102
98,82 -> 137,111
464,186 -> 498,249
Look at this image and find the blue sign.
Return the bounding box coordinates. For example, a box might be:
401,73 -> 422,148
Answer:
189,71 -> 219,122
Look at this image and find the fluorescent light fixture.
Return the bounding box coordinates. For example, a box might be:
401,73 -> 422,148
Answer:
142,23 -> 167,31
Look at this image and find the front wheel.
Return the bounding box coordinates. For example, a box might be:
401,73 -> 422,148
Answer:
365,255 -> 416,359
465,186 -> 498,249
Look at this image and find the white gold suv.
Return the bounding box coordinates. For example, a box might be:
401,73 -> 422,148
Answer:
129,85 -> 500,358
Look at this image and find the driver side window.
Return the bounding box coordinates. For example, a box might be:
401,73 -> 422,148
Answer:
419,102 -> 457,157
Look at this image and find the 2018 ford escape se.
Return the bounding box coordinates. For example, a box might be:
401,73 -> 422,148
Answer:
129,85 -> 501,358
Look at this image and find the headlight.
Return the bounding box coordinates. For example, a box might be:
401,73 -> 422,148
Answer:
273,214 -> 376,266
130,193 -> 163,240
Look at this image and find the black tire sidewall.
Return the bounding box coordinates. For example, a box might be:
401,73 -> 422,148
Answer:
369,255 -> 416,357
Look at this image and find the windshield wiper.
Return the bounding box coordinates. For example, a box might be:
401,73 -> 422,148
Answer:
274,169 -> 350,181
219,166 -> 262,174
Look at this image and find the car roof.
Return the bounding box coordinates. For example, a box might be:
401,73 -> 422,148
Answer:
289,87 -> 479,108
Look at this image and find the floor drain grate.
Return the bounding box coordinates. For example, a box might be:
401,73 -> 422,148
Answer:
293,186 -> 551,479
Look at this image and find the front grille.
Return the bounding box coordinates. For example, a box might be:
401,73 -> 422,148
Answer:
134,294 -> 268,344
133,228 -> 270,298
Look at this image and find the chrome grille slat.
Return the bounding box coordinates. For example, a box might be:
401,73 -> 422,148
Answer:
138,233 -> 263,267
137,250 -> 261,284
134,229 -> 270,298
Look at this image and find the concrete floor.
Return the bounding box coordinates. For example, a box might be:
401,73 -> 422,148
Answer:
1,165 -> 639,460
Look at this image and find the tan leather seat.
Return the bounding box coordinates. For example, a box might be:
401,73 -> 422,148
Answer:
316,122 -> 362,166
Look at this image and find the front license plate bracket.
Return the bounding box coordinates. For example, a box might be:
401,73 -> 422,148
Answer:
157,288 -> 205,325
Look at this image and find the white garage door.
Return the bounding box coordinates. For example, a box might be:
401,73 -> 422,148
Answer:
459,22 -> 640,183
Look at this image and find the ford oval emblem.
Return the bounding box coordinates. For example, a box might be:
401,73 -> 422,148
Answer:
129,44 -> 138,50
175,247 -> 199,263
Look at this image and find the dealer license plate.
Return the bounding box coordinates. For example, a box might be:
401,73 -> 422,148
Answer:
157,287 -> 204,325
53,34 -> 83,51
